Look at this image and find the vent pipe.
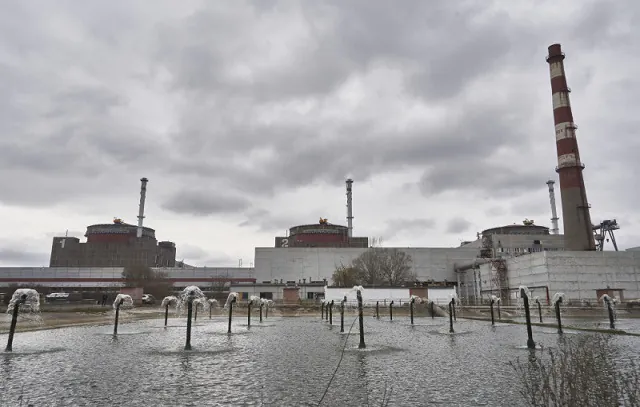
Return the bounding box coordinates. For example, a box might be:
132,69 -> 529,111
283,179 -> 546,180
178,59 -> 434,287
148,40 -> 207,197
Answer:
137,177 -> 149,238
546,44 -> 595,250
346,179 -> 353,238
546,180 -> 559,235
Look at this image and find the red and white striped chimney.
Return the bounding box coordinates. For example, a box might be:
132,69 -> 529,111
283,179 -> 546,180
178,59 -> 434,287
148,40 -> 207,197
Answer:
546,44 -> 596,251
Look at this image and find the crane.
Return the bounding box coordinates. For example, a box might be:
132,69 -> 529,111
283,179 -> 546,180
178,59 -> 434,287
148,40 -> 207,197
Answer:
593,219 -> 619,251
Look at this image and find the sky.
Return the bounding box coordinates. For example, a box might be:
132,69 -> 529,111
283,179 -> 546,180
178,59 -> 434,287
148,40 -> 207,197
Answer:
1,0 -> 639,267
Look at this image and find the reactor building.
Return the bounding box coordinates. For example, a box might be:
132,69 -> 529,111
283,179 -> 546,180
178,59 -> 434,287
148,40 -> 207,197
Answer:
48,178 -> 177,268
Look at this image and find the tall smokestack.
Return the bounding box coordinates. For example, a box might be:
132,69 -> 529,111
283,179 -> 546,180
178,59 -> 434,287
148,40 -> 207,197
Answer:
546,44 -> 595,250
346,178 -> 353,238
546,180 -> 560,235
137,177 -> 148,238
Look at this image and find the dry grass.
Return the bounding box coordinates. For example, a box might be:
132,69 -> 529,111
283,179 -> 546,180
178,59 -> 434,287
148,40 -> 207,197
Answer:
510,334 -> 640,406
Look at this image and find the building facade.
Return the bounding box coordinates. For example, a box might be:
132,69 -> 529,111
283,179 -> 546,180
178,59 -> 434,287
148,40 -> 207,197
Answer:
49,220 -> 177,268
274,219 -> 368,248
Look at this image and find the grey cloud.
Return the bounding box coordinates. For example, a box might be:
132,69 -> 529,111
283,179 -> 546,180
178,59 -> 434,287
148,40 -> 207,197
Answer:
0,248 -> 49,266
383,218 -> 437,239
177,244 -> 235,267
446,218 -> 472,234
162,190 -> 251,216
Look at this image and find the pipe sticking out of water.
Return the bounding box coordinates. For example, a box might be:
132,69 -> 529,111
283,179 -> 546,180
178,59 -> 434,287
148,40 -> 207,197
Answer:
603,296 -> 616,329
520,287 -> 536,349
410,298 -> 415,325
329,300 -> 334,324
430,301 -> 434,319
321,302 -> 324,320
185,291 -> 194,351
194,303 -> 198,323
5,294 -> 26,352
114,298 -> 124,337
260,303 -> 263,323
448,299 -> 454,333
535,297 -> 543,323
357,289 -> 365,349
490,298 -> 495,326
389,301 -> 394,321
227,297 -> 236,334
164,304 -> 170,328
552,293 -> 564,335
340,296 -> 346,333
376,301 -> 380,319
247,300 -> 252,328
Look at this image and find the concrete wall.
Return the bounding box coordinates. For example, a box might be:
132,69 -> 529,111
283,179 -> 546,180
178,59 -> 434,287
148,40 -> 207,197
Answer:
460,251 -> 640,304
324,287 -> 411,306
253,247 -> 479,283
229,284 -> 325,301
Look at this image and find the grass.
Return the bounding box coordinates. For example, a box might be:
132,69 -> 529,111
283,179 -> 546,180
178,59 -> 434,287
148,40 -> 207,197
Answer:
510,334 -> 640,406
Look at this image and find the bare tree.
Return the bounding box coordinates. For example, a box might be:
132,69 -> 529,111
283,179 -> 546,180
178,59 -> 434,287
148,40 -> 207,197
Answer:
122,264 -> 173,299
331,264 -> 361,287
379,249 -> 415,285
342,248 -> 414,286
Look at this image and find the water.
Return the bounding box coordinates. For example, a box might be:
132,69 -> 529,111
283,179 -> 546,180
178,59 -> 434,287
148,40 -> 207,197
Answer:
0,316 -> 638,406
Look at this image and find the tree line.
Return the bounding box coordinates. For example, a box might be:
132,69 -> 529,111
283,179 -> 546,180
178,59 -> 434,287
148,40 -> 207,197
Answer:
331,247 -> 415,287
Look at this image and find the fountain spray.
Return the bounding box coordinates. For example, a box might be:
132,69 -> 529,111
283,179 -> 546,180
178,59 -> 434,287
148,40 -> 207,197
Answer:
260,301 -> 264,322
353,286 -> 365,349
112,294 -> 133,337
409,295 -> 422,325
490,295 -> 497,326
600,294 -> 616,329
520,286 -> 536,349
448,299 -> 455,333
376,301 -> 380,319
496,297 -> 501,320
534,296 -> 543,323
340,296 -> 346,333
329,300 -> 334,325
265,299 -> 270,319
552,293 -> 564,334
185,291 -> 195,350
5,294 -> 26,352
389,300 -> 394,321
225,292 -> 238,334
161,296 -> 178,328
450,293 -> 458,322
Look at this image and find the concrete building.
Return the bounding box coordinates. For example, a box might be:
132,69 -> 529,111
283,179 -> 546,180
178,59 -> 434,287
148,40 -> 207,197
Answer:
274,220 -> 368,248
0,266 -> 254,289
461,222 -> 565,256
229,281 -> 325,303
457,251 -> 640,304
253,246 -> 480,284
50,220 -> 177,268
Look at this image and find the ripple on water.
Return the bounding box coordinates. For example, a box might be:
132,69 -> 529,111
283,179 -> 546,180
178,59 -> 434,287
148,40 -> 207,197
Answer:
148,347 -> 234,356
1,347 -> 66,357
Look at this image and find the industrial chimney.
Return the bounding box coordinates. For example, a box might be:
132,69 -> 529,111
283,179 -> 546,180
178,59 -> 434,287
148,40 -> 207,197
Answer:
137,177 -> 149,238
546,180 -> 560,235
546,44 -> 596,250
345,179 -> 353,238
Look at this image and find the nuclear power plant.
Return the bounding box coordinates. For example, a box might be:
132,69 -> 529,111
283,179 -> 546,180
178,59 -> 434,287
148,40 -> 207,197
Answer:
0,44 -> 639,304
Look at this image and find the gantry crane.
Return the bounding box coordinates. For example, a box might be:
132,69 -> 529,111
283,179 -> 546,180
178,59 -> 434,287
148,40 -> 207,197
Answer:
593,219 -> 620,251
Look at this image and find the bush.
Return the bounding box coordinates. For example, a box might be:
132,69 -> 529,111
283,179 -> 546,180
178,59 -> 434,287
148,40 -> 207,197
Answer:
510,334 -> 640,406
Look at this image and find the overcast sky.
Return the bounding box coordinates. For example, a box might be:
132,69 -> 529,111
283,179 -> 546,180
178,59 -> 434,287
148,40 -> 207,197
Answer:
1,0 -> 638,267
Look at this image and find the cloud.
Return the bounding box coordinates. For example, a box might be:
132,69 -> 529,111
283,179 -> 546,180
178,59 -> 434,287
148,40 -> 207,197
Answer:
446,218 -> 472,234
0,248 -> 50,266
162,190 -> 251,216
383,218 -> 437,239
1,0 -> 640,261
176,244 -> 236,267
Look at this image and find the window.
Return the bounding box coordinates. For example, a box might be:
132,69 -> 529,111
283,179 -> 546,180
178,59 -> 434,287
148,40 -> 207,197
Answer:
259,292 -> 273,300
307,292 -> 315,300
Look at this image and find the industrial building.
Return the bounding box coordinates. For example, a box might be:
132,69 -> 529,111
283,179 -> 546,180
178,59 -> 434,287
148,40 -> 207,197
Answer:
49,178 -> 178,268
2,44 -> 639,306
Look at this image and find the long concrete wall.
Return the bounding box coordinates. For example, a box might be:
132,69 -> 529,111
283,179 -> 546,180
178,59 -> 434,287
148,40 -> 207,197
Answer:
461,251 -> 640,303
253,247 -> 479,283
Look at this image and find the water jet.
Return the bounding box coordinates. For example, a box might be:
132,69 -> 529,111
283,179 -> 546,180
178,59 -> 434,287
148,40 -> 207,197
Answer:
552,293 -> 564,334
340,296 -> 346,333
179,286 -> 206,350
248,295 -> 261,328
112,294 -> 133,337
519,286 -> 536,349
161,296 -> 178,328
534,296 -> 542,323
5,289 -> 39,352
225,292 -> 238,334
329,300 -> 334,325
353,286 -> 365,349
490,295 -> 497,326
409,295 -> 422,325
600,294 -> 616,329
